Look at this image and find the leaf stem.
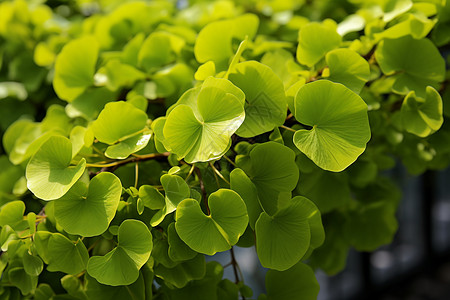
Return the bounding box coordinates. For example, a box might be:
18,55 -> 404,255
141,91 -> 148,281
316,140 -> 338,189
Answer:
209,162 -> 230,185
86,152 -> 170,168
194,167 -> 209,215
223,155 -> 237,168
280,125 -> 296,132
134,162 -> 139,188
185,164 -> 195,181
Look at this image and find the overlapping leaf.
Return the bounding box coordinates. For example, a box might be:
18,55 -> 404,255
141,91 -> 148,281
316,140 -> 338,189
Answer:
228,61 -> 287,137
163,77 -> 245,163
53,36 -> 99,102
401,86 -> 443,137
194,14 -> 259,70
87,219 -> 152,286
375,36 -> 445,97
236,142 -> 299,216
150,174 -> 190,226
255,196 -> 323,271
296,21 -> 341,67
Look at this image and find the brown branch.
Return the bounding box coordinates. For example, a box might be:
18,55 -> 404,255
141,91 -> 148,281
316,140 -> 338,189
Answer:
86,152 -> 170,169
230,247 -> 246,300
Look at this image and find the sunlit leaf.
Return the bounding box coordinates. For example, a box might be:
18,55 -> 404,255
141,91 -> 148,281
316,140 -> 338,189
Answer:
26,136 -> 86,200
293,80 -> 370,172
53,36 -> 99,102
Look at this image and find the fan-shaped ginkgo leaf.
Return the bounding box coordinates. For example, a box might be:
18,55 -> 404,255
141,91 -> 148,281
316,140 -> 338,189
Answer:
91,101 -> 148,145
296,22 -> 341,67
375,36 -> 445,97
26,136 -> 86,200
87,219 -> 152,286
255,196 -> 322,271
54,172 -> 122,237
401,86 -> 443,137
163,77 -> 245,163
293,80 -> 370,172
228,61 -> 287,137
175,189 -> 248,256
325,48 -> 370,94
53,36 -> 99,102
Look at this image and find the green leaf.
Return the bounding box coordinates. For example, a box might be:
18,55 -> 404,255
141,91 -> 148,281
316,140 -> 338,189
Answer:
265,262 -> 319,300
8,267 -> 38,295
85,272 -> 146,300
163,77 -> 245,163
296,153 -> 351,213
375,36 -> 445,97
194,14 -> 259,70
0,200 -> 25,230
87,219 -> 152,286
95,59 -> 146,91
296,21 -> 341,67
47,234 -> 89,275
26,136 -> 86,200
65,87 -> 116,121
154,254 -> 206,289
92,101 -> 148,145
237,142 -> 298,216
23,252 -> 44,276
53,36 -> 99,102
230,168 -> 262,230
325,48 -> 370,94
138,185 -> 165,210
138,31 -> 183,72
228,61 -> 287,137
344,200 -> 398,251
382,0 -> 413,22
175,189 -> 248,255
150,174 -> 190,226
401,86 -> 443,137
34,284 -> 55,300
255,196 -> 321,271
61,275 -> 88,300
293,80 -> 371,172
374,14 -> 436,41
104,128 -> 152,159
4,120 -> 62,165
54,172 -> 122,237
167,223 -> 197,262
34,231 -> 52,264
160,261 -> 222,299
0,81 -> 27,100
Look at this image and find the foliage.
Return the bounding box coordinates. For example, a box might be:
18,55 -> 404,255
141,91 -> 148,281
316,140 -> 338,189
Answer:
0,0 -> 449,299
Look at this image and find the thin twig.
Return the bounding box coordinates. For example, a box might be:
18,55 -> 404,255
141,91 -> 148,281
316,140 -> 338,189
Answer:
86,152 -> 170,168
230,247 -> 247,300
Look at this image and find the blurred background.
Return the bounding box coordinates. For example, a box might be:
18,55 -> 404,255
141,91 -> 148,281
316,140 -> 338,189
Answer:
212,166 -> 450,299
